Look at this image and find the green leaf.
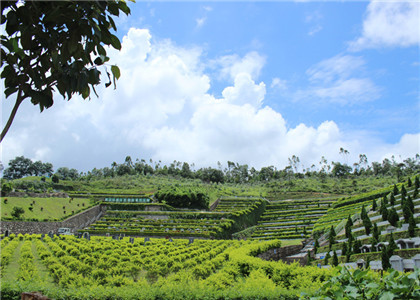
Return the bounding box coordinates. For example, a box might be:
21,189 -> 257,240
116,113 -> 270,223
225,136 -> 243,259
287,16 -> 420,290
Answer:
69,34 -> 78,54
365,282 -> 380,290
11,38 -> 19,53
108,16 -> 117,31
101,55 -> 110,63
107,3 -> 120,16
333,289 -> 344,299
379,291 -> 395,300
111,65 -> 120,80
81,86 -> 90,99
94,56 -> 104,66
110,34 -> 121,50
20,30 -> 32,50
1,65 -> 14,79
51,51 -> 59,69
118,1 -> 131,15
88,69 -> 101,85
30,90 -> 53,111
5,10 -> 18,35
97,44 -> 107,56
344,285 -> 359,297
4,86 -> 18,98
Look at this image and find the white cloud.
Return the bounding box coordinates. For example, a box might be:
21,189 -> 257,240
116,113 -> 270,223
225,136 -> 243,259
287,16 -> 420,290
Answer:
376,133 -> 420,162
195,6 -> 212,30
297,54 -> 381,105
1,27 -> 418,172
308,25 -> 323,36
215,51 -> 266,81
310,78 -> 381,105
120,28 -> 151,60
33,147 -> 52,162
196,17 -> 206,29
350,0 -> 420,50
307,55 -> 365,83
271,78 -> 287,90
222,73 -> 266,108
305,10 -> 323,36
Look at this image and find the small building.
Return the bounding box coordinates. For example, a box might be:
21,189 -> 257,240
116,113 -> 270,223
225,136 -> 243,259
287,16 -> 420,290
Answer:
369,260 -> 382,271
396,239 -> 415,249
376,242 -> 389,251
343,262 -> 357,269
360,245 -> 372,253
403,259 -> 415,272
390,255 -> 403,272
356,259 -> 366,269
385,226 -> 396,234
413,254 -> 420,269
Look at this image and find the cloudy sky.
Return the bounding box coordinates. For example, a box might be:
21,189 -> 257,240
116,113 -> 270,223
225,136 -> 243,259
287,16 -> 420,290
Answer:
1,1 -> 419,172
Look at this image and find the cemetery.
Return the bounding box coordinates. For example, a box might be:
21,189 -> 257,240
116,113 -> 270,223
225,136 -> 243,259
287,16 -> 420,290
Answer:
1,175 -> 419,299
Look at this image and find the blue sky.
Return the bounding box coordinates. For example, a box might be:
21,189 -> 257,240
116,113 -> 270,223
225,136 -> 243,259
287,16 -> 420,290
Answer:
1,1 -> 419,172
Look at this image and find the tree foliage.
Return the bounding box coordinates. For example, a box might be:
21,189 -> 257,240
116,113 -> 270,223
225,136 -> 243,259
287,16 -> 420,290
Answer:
56,167 -> 80,181
3,156 -> 53,179
11,206 -> 24,219
387,208 -> 399,227
155,186 -> 209,209
1,1 -> 130,142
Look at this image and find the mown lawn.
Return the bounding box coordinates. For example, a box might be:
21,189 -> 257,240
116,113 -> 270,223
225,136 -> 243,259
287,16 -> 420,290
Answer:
1,197 -> 93,221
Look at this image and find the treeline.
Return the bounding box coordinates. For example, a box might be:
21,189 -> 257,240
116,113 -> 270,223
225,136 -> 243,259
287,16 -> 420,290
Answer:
2,153 -> 420,184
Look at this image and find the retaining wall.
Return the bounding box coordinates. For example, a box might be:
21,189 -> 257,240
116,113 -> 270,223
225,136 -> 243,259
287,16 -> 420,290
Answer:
257,244 -> 303,261
0,204 -> 105,235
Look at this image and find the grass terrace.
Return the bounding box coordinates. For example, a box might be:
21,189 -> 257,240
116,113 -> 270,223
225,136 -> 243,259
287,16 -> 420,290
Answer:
314,180 -> 418,236
251,198 -> 332,240
1,197 -> 94,222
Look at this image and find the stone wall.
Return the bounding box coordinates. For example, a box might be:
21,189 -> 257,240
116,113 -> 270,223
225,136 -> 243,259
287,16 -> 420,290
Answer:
5,192 -> 69,198
145,205 -> 164,212
257,244 -> 303,261
210,198 -> 221,211
0,204 -> 105,235
282,253 -> 309,266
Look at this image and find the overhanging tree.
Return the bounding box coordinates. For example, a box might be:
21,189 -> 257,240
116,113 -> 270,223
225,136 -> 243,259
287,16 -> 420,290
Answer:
1,1 -> 131,142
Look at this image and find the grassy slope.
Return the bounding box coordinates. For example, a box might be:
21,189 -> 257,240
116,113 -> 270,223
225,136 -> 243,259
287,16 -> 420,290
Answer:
62,174 -> 400,202
5,174 -> 402,222
1,197 -> 93,221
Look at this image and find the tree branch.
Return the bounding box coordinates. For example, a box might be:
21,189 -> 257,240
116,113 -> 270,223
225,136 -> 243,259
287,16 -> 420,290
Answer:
1,88 -> 25,143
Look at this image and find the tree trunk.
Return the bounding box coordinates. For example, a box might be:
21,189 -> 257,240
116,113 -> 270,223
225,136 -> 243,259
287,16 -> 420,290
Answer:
1,89 -> 24,143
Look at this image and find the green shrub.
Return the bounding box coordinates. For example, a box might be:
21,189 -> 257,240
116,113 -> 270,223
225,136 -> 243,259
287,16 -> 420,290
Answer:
303,267 -> 420,300
155,186 -> 209,209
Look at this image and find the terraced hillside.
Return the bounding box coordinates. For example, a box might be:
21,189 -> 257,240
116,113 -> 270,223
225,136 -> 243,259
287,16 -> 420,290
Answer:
313,178 -> 419,239
312,181 -> 420,269
82,197 -> 267,239
335,185 -> 420,242
212,196 -> 266,212
251,198 -> 334,240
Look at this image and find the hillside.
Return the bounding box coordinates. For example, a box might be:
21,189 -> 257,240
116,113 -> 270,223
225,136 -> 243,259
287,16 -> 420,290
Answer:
2,173 -> 418,240
1,173 -> 419,299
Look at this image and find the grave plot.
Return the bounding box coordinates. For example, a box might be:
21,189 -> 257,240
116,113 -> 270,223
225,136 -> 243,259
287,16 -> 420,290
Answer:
313,180 -> 418,236
81,197 -> 267,239
313,180 -> 420,267
251,198 -> 332,240
212,197 -> 266,212
81,208 -> 232,238
334,185 -> 420,241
